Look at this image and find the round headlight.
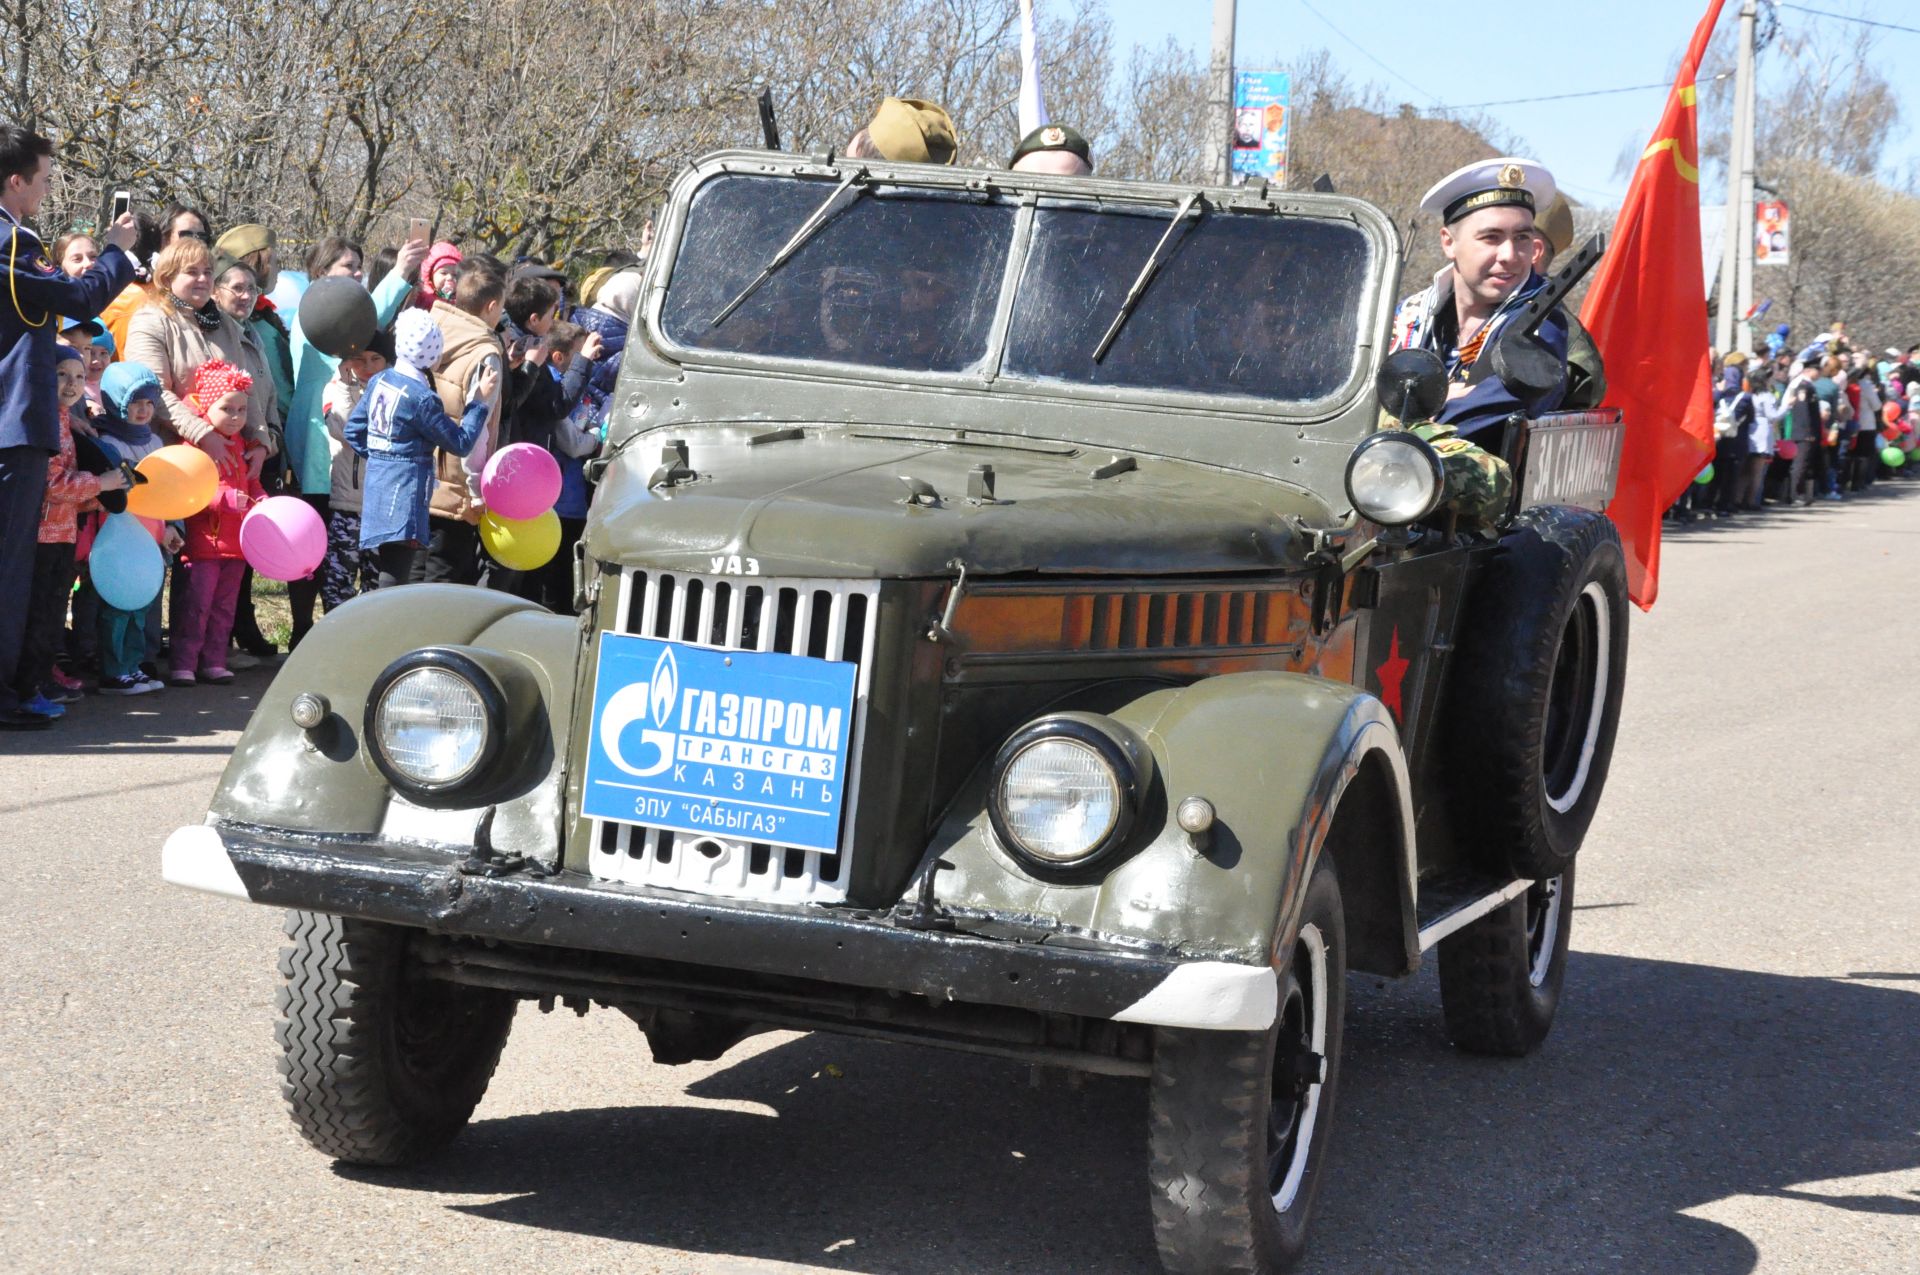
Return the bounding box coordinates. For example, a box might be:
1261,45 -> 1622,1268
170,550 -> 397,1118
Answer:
1345,430 -> 1444,526
373,665 -> 491,788
988,715 -> 1152,872
998,738 -> 1120,863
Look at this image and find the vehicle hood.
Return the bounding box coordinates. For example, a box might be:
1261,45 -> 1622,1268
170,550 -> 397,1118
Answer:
583,426 -> 1331,578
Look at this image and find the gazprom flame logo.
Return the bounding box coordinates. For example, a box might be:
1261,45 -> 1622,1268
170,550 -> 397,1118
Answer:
599,648 -> 679,777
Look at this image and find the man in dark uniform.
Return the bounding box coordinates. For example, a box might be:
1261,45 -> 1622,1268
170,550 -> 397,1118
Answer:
1391,158 -> 1569,446
0,124 -> 137,729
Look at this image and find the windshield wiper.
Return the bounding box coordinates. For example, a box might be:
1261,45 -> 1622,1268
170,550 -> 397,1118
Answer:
1093,191 -> 1203,362
711,169 -> 869,328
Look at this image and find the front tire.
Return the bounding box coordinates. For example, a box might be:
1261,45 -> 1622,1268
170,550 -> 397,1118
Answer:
275,911 -> 516,1165
1147,855 -> 1347,1274
1437,864 -> 1575,1057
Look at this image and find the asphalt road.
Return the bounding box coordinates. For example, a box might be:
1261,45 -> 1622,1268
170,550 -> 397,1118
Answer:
4,487 -> 1919,1275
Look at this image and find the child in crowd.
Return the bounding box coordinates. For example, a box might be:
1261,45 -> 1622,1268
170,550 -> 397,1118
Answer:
528,320 -> 603,612
412,241 -> 462,311
319,328 -> 393,611
15,347 -> 129,719
58,317 -> 114,413
348,309 -> 497,588
171,360 -> 263,685
93,362 -> 177,694
420,253 -> 508,583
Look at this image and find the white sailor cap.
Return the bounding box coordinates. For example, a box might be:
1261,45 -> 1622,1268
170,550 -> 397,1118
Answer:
1419,157 -> 1557,225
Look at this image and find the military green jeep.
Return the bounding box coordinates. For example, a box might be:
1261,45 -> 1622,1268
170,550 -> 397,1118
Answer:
165,150 -> 1630,1273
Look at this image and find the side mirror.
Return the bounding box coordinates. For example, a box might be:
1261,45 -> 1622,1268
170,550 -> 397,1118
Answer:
1376,348 -> 1448,423
1490,330 -> 1565,405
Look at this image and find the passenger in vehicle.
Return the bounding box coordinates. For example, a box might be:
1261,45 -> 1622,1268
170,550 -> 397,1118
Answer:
1009,124 -> 1093,176
1533,196 -> 1608,410
844,98 -> 960,165
1391,158 -> 1569,445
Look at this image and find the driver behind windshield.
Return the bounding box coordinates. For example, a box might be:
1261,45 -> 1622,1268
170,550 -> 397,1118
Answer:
817,265 -> 902,362
1391,158 -> 1569,445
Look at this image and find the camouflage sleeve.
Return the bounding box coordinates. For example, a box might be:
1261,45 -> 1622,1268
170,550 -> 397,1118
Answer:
1410,421 -> 1512,528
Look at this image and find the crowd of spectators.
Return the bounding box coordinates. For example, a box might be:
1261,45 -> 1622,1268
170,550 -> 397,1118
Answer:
0,122 -> 637,729
1676,322 -> 1920,522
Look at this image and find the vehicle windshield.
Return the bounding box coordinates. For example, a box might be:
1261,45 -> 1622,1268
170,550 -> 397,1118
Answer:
1005,201 -> 1371,401
659,173 -> 1015,374
657,171 -> 1376,405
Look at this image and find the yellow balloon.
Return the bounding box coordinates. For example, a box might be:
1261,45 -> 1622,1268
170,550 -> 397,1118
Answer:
127,444 -> 218,519
479,508 -> 560,571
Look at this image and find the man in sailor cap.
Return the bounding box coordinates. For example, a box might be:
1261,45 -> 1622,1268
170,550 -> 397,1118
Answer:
1392,157 -> 1569,444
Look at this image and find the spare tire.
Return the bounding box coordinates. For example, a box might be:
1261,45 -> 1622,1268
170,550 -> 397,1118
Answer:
1445,505 -> 1629,880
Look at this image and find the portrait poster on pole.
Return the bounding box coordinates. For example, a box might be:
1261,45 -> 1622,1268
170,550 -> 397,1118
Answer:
1231,71 -> 1291,185
1755,199 -> 1789,265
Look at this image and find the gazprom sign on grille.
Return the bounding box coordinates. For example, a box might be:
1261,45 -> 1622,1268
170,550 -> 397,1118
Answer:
583,634 -> 858,854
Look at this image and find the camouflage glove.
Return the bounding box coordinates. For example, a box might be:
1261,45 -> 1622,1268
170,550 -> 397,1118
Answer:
1409,421 -> 1512,529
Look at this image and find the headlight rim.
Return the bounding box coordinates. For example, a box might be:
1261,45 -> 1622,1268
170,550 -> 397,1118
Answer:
1345,429 -> 1446,527
987,714 -> 1149,875
363,647 -> 506,800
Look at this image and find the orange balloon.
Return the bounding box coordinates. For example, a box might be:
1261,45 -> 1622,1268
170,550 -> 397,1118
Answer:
127,444 -> 218,519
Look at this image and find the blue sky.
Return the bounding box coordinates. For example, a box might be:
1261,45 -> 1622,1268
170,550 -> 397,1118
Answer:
1100,0 -> 1916,206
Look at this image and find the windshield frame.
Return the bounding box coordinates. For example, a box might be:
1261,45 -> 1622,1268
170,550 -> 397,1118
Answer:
642,153 -> 1399,423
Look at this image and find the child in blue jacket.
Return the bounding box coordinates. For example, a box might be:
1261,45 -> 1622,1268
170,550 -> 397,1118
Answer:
346,309 -> 497,588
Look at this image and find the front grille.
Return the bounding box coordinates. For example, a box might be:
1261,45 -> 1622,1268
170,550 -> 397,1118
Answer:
588,570 -> 881,903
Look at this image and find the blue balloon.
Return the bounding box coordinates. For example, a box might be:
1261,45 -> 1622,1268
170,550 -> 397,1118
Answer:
91,512 -> 164,611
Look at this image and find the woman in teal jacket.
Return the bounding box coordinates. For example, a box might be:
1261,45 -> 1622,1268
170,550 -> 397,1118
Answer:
282,235 -> 427,643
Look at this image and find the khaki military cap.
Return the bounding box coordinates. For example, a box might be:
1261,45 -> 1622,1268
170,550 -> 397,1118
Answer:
866,97 -> 959,166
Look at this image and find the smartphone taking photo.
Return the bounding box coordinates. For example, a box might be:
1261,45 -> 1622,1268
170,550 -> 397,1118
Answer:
407,217 -> 430,245
109,188 -> 131,222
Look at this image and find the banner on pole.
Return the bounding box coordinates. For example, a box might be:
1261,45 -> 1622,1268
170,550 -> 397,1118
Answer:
1230,71 -> 1291,184
1755,199 -> 1789,265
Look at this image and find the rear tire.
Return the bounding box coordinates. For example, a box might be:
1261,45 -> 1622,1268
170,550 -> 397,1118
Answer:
1437,864 -> 1575,1057
1147,855 -> 1346,1274
275,910 -> 515,1165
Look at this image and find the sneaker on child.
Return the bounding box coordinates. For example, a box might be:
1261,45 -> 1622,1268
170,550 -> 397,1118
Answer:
21,693 -> 66,719
100,673 -> 159,696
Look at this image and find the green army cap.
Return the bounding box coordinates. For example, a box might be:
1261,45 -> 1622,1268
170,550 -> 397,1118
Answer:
1009,123 -> 1092,170
210,249 -> 252,282
866,97 -> 959,165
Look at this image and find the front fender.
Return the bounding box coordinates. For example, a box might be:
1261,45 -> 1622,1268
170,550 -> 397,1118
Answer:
207,585 -> 582,866
927,672 -> 1416,967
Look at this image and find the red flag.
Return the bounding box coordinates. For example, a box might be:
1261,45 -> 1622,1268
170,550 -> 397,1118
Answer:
1580,0 -> 1726,609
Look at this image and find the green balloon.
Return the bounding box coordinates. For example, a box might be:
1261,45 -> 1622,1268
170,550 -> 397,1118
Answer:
1693,463 -> 1714,485
1882,445 -> 1906,468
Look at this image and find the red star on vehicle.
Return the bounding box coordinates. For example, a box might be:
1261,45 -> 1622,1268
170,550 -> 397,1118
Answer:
1375,629 -> 1409,721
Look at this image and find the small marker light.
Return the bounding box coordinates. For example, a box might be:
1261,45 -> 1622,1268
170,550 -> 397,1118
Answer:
1176,796 -> 1216,836
290,692 -> 331,731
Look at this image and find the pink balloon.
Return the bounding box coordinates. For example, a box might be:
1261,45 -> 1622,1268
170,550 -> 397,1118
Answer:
1775,439 -> 1799,460
480,443 -> 562,521
240,495 -> 328,581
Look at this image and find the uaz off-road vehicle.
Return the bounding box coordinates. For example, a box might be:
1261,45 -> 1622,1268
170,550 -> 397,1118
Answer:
165,151 -> 1628,1272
